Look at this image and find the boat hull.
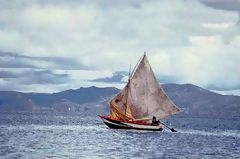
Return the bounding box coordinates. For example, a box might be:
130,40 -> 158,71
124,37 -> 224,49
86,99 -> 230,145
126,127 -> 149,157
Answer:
99,115 -> 163,131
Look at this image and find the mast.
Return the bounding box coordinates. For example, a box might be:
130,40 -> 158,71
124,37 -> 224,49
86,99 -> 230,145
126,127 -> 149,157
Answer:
130,53 -> 145,79
124,65 -> 131,115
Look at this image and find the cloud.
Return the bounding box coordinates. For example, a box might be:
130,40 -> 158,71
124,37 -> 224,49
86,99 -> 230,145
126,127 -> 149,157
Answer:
200,0 -> 240,44
0,0 -> 240,92
21,70 -> 69,84
90,71 -> 128,83
0,70 -> 19,78
0,51 -> 86,70
148,34 -> 240,90
0,68 -> 72,92
0,69 -> 69,84
200,0 -> 240,11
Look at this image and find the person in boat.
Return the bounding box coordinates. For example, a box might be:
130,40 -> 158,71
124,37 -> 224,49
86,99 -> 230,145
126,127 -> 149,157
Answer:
151,116 -> 159,126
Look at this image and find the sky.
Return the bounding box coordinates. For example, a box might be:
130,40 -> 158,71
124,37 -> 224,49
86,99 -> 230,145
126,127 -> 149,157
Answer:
0,0 -> 240,93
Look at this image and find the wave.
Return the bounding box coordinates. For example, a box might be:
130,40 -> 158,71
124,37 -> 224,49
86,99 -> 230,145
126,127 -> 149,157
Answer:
177,129 -> 240,138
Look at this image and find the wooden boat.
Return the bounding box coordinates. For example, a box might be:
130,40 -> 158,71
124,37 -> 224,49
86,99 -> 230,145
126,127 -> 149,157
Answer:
99,53 -> 180,131
99,115 -> 163,131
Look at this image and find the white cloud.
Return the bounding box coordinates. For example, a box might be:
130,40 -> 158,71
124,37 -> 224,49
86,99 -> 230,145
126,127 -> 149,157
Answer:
211,89 -> 240,96
202,23 -> 235,30
0,0 -> 240,92
149,35 -> 240,90
188,35 -> 222,45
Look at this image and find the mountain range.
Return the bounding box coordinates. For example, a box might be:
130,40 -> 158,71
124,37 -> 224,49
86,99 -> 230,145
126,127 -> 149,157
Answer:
0,84 -> 239,119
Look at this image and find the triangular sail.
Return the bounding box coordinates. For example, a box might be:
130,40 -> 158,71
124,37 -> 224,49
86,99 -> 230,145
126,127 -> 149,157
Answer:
110,82 -> 134,120
110,54 -> 180,120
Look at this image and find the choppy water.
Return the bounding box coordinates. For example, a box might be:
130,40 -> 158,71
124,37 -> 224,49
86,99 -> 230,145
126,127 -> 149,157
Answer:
0,112 -> 240,159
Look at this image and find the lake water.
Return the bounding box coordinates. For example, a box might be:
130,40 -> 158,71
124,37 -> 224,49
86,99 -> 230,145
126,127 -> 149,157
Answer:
0,112 -> 240,159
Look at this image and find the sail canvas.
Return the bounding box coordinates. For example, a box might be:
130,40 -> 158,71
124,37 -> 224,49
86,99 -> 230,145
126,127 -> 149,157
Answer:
110,54 -> 180,120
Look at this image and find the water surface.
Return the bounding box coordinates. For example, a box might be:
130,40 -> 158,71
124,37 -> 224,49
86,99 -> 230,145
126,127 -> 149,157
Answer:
0,112 -> 239,158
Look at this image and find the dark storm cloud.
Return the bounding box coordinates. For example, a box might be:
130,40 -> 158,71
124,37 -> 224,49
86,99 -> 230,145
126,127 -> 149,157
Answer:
0,69 -> 69,85
0,51 -> 86,70
0,71 -> 19,78
200,0 -> 240,11
200,0 -> 240,24
21,70 -> 69,84
0,52 -> 73,86
0,52 -> 38,68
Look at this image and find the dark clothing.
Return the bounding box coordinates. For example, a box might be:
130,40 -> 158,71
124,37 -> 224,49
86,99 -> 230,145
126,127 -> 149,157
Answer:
151,116 -> 159,126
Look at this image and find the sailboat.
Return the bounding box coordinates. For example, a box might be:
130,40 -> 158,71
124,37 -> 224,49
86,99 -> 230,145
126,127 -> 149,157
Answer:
99,53 -> 180,131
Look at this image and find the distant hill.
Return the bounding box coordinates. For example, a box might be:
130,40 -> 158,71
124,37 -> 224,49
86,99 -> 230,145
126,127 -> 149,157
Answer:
27,86 -> 119,107
162,84 -> 240,119
0,84 -> 239,119
0,86 -> 118,113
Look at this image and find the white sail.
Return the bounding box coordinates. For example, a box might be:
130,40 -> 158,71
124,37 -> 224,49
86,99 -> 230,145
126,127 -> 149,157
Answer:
110,54 -> 180,120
